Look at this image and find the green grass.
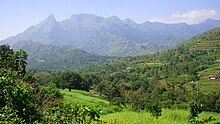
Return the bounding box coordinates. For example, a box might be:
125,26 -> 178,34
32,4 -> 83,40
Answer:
60,89 -> 109,107
60,89 -> 121,114
60,90 -> 220,123
100,109 -> 220,124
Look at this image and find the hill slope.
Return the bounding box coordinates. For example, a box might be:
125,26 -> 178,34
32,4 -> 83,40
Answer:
75,27 -> 220,93
1,14 -> 220,56
12,41 -> 110,69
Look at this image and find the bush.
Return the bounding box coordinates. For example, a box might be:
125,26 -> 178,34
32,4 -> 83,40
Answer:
0,105 -> 24,123
146,99 -> 162,119
42,102 -> 103,124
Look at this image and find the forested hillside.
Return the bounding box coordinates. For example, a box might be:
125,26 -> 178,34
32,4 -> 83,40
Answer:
44,27 -> 220,123
12,41 -> 111,69
75,27 -> 220,80
69,27 -> 220,113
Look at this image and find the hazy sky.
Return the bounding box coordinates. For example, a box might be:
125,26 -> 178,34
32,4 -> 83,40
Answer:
1,0 -> 220,40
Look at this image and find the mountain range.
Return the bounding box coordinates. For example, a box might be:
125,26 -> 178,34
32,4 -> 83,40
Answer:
1,14 -> 220,56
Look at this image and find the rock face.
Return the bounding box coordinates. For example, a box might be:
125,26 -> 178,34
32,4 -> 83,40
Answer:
1,14 -> 220,56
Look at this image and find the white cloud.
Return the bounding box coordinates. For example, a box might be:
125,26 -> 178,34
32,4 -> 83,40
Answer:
148,9 -> 220,24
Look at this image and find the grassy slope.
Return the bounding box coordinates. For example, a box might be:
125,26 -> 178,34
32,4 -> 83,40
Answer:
60,89 -> 220,123
100,109 -> 220,124
60,89 -> 109,107
60,89 -> 121,113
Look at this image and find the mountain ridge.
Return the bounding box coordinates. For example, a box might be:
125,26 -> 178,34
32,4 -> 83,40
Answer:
1,14 -> 220,56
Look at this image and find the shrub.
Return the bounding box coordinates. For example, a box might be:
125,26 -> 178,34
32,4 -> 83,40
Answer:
42,102 -> 103,124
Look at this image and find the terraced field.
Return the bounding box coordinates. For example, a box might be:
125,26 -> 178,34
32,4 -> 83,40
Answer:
191,40 -> 220,51
187,28 -> 220,51
198,64 -> 220,93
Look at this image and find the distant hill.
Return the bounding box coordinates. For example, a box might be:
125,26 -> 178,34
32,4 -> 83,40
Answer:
1,14 -> 220,56
12,41 -> 110,69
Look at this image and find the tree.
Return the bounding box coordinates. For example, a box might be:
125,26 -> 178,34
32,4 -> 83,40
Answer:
61,72 -> 86,91
0,45 -> 41,123
33,71 -> 51,85
83,73 -> 101,87
0,45 -> 27,78
125,88 -> 149,110
146,99 -> 162,119
96,80 -> 120,100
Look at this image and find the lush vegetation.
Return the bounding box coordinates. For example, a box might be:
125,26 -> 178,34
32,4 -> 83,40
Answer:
0,45 -> 103,123
70,28 -> 220,113
60,89 -> 220,123
100,109 -> 220,124
1,27 -> 220,123
60,89 -> 109,109
60,89 -> 124,114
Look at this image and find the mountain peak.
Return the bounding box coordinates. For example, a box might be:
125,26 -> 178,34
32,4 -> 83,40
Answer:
123,18 -> 136,24
202,18 -> 217,23
107,15 -> 121,21
41,14 -> 57,24
105,15 -> 122,25
71,13 -> 97,18
47,14 -> 56,20
198,18 -> 220,27
69,14 -> 105,24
